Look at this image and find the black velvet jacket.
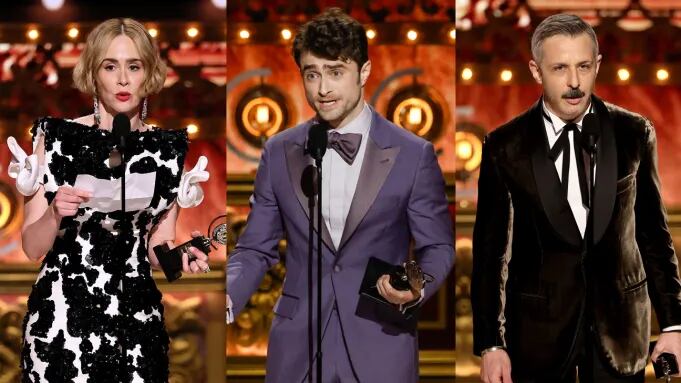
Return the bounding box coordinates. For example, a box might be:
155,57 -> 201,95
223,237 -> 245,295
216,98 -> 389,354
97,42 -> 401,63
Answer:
471,96 -> 681,378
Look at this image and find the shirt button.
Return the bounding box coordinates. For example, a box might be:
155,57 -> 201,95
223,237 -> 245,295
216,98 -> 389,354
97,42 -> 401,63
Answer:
334,264 -> 342,273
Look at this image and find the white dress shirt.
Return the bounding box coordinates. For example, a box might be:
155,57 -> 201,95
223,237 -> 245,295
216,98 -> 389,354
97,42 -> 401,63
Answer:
542,102 -> 591,237
321,102 -> 372,249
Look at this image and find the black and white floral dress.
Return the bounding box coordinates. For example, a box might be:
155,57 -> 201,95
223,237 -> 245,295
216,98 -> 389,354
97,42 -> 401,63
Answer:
19,117 -> 188,382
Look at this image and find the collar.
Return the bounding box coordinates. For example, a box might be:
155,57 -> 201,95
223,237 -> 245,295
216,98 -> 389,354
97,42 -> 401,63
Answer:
541,99 -> 593,135
334,102 -> 371,136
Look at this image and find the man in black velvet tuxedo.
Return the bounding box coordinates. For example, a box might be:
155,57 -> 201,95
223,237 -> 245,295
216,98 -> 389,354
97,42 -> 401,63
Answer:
472,13 -> 681,383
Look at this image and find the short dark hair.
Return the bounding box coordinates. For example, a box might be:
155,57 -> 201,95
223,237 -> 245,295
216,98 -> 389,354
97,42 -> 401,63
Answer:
292,7 -> 368,69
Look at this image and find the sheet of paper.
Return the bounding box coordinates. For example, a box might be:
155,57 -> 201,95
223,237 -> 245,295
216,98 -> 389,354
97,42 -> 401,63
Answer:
73,172 -> 157,213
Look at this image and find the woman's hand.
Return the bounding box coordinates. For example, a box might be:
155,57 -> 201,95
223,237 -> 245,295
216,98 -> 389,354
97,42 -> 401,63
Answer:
51,186 -> 92,218
181,230 -> 210,273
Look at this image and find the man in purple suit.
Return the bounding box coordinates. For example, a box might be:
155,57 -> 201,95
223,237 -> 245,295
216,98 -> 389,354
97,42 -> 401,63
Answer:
226,8 -> 454,382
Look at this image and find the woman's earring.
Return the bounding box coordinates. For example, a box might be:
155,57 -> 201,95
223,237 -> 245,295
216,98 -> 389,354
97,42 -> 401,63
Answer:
141,97 -> 148,121
94,95 -> 101,126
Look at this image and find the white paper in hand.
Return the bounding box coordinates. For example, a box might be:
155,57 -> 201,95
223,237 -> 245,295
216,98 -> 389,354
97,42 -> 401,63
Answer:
73,172 -> 157,213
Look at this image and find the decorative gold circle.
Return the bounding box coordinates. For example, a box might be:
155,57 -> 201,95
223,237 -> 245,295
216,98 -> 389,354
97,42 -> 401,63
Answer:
0,191 -> 11,229
241,97 -> 283,138
392,97 -> 434,137
455,131 -> 483,172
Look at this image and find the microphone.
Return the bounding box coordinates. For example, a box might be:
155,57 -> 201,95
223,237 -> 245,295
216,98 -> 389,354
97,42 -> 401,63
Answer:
306,122 -> 330,162
112,113 -> 131,150
581,113 -> 600,154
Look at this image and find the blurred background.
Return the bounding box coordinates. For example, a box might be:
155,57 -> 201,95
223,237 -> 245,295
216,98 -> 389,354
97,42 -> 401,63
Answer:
226,1 -> 455,382
0,1 -> 226,382
455,0 -> 681,381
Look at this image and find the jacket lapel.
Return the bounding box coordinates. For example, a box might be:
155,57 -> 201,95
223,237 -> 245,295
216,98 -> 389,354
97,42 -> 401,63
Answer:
529,100 -> 583,247
338,112 -> 400,251
591,96 -> 617,245
284,124 -> 337,253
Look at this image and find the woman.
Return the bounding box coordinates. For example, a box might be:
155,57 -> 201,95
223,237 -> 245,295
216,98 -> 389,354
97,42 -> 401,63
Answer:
7,18 -> 209,382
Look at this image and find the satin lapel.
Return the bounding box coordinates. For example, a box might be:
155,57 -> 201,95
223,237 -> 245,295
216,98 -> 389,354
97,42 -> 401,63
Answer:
284,137 -> 337,253
338,130 -> 400,251
591,97 -> 617,244
529,101 -> 583,247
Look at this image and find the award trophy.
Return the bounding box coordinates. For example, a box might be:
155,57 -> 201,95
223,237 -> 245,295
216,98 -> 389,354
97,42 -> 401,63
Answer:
154,215 -> 227,282
650,341 -> 679,382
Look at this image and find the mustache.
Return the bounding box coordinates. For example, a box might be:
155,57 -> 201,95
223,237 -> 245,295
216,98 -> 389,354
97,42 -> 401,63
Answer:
562,88 -> 585,99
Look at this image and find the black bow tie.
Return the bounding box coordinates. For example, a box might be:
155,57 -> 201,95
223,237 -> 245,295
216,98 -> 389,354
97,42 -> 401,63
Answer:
327,131 -> 362,165
548,123 -> 589,207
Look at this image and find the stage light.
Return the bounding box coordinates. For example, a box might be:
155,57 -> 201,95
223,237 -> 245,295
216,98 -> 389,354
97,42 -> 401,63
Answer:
27,29 -> 39,41
455,123 -> 486,181
394,97 -> 434,137
42,0 -> 64,11
281,29 -> 292,40
500,69 -> 513,82
407,30 -> 418,41
449,28 -> 456,40
366,29 -> 376,40
148,28 -> 158,38
461,67 -> 473,81
211,0 -> 226,9
457,140 -> 473,160
186,27 -> 199,39
235,85 -> 291,148
186,124 -> 199,135
617,68 -> 630,81
239,29 -> 250,39
617,8 -> 652,31
67,27 -> 79,39
242,97 -> 283,137
657,68 -> 669,81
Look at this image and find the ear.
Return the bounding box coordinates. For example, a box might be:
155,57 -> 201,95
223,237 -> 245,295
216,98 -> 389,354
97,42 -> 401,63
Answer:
359,60 -> 371,87
595,54 -> 602,75
529,59 -> 543,85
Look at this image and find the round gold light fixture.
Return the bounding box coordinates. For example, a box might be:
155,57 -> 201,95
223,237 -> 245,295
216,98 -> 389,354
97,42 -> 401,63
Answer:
0,182 -> 20,236
386,84 -> 446,142
235,85 -> 291,148
241,97 -> 283,138
455,122 -> 486,183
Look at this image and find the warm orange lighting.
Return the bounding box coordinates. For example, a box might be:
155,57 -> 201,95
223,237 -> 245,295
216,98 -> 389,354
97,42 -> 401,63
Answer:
407,107 -> 423,125
148,28 -> 158,38
27,29 -> 39,40
407,30 -> 418,41
67,27 -> 79,39
657,68 -> 670,81
457,140 -> 473,160
239,29 -> 250,39
281,29 -> 292,40
366,29 -> 376,40
500,69 -> 513,82
617,68 -> 631,81
461,67 -> 473,81
255,104 -> 270,124
186,124 -> 199,135
187,27 -> 199,38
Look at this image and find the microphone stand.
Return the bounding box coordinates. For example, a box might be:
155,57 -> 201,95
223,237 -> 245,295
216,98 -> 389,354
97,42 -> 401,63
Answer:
314,156 -> 323,383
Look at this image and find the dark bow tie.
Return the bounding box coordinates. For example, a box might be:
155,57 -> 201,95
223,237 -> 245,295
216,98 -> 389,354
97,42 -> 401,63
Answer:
327,131 -> 362,165
548,122 -> 589,207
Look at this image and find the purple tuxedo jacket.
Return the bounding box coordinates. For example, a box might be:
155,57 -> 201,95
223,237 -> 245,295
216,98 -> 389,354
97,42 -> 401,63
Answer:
227,109 -> 454,382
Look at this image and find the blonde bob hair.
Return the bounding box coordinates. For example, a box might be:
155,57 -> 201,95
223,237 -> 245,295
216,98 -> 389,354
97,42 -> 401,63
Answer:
73,18 -> 167,97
